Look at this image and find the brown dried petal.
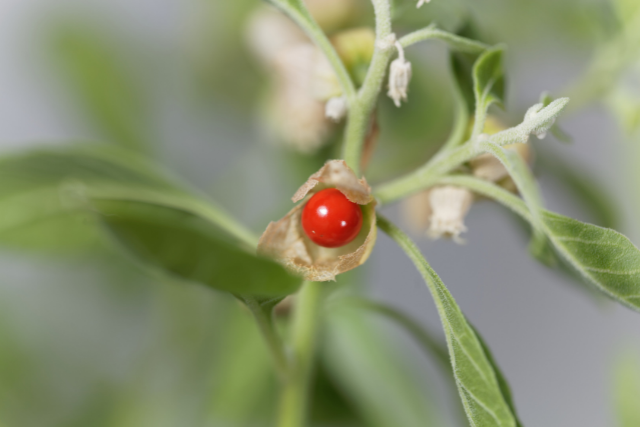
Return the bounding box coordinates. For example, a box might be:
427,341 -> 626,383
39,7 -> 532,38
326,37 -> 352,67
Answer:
259,160 -> 376,282
293,160 -> 372,205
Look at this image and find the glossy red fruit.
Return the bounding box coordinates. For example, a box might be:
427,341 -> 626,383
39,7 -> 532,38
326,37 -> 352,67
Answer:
301,188 -> 363,248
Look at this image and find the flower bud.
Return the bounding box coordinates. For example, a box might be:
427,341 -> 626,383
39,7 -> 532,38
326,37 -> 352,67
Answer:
246,7 -> 306,66
305,0 -> 361,33
427,186 -> 474,242
325,96 -> 348,121
258,160 -> 377,281
416,0 -> 431,7
387,42 -> 412,107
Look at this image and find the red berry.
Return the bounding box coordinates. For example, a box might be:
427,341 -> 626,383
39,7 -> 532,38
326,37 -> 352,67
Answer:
301,188 -> 363,248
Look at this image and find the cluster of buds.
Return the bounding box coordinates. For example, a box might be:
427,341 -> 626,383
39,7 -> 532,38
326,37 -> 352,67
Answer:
403,117 -> 532,242
246,1 -> 373,153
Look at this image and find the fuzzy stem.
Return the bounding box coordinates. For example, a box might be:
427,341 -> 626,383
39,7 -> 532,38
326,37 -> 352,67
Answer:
399,25 -> 489,53
437,175 -> 532,221
277,282 -> 324,427
342,0 -> 394,176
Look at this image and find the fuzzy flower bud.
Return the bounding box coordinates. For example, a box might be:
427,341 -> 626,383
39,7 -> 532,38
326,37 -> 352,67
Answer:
325,96 -> 348,121
427,186 -> 474,243
387,41 -> 412,107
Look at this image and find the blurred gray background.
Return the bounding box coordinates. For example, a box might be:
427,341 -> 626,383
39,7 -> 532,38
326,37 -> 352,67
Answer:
1,0 -> 639,426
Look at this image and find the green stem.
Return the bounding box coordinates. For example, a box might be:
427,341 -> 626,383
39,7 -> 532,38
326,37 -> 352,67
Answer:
277,281 -> 324,427
437,175 -> 532,221
399,26 -> 489,53
342,0 -> 393,175
374,142 -> 479,204
373,98 -> 569,205
244,296 -> 289,381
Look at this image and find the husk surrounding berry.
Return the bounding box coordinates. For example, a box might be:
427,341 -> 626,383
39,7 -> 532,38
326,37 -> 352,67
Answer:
258,160 -> 377,282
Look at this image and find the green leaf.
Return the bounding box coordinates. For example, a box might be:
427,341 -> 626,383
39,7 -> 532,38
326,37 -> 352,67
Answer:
47,22 -> 150,151
207,302 -> 278,424
92,199 -> 300,297
377,215 -> 518,427
472,47 -> 506,138
322,303 -> 443,427
470,325 -> 523,427
449,20 -> 490,115
0,147 -> 299,297
0,146 -> 171,252
542,210 -> 640,312
613,350 -> 640,427
440,176 -> 640,313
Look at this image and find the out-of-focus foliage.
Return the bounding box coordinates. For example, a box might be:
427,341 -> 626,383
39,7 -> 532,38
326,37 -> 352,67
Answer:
613,349 -> 640,427
0,0 -> 638,426
46,22 -> 151,152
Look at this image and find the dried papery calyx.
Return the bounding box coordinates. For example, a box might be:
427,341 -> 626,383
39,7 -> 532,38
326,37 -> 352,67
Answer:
258,160 -> 377,282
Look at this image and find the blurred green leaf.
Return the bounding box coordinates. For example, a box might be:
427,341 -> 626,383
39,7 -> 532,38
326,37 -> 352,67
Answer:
613,349 -> 640,427
207,302 -> 277,425
377,215 -> 518,427
0,146 -> 171,252
48,22 -> 150,151
538,152 -> 618,229
473,47 -> 506,118
309,361 -> 365,426
450,19 -> 490,114
92,199 -> 300,297
0,147 -> 300,297
322,303 -> 443,427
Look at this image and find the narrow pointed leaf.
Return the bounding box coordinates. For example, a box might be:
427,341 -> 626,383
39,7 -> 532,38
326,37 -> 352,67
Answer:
378,215 -> 517,427
471,47 -> 506,138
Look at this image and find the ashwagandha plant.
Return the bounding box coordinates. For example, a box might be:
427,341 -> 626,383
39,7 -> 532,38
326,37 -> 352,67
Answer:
2,0 -> 640,426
